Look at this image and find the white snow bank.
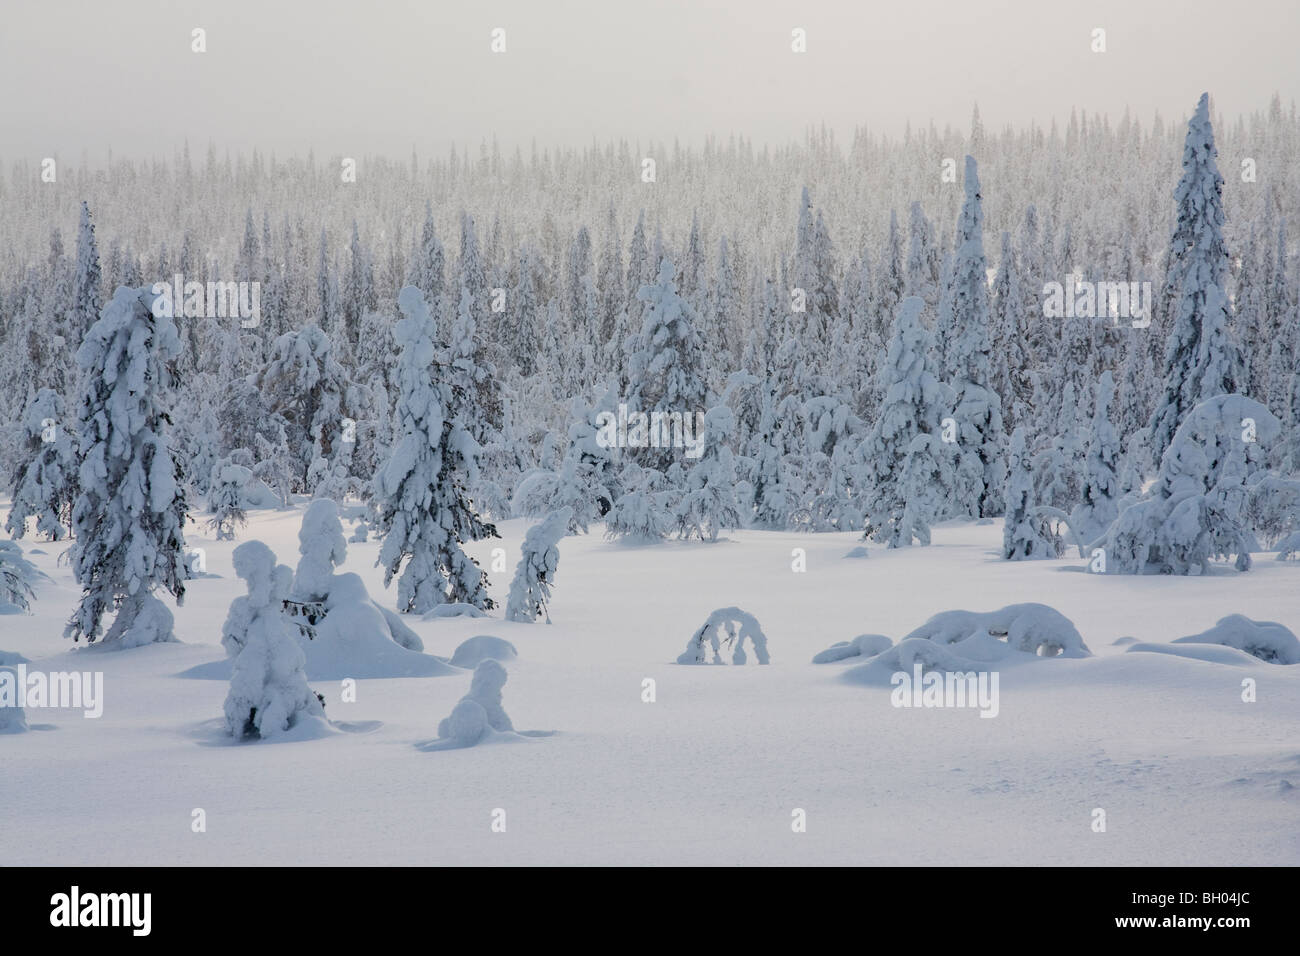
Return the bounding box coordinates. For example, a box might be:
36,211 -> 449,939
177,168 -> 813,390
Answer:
449,635 -> 518,669
0,665 -> 27,733
1124,642 -> 1265,667
812,633 -> 893,663
1171,615 -> 1300,665
422,603 -> 488,620
677,607 -> 770,664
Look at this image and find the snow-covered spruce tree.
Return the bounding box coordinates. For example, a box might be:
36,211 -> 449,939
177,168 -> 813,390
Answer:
875,209 -> 905,331
674,405 -> 744,541
990,232 -> 1032,432
0,541 -> 39,613
373,287 -> 499,613
407,200 -> 445,313
604,462 -> 674,543
65,287 -> 189,646
5,389 -> 78,541
1149,93 -> 1237,463
1002,427 -> 1060,559
72,201 -> 102,339
625,257 -> 710,467
1102,394 -> 1279,574
938,157 -> 1006,517
255,323 -> 355,490
1033,381 -> 1086,514
1071,371 -> 1122,545
206,461 -> 251,541
512,391 -> 617,533
223,540 -> 325,740
856,296 -> 955,548
504,507 -> 572,623
445,282 -> 501,444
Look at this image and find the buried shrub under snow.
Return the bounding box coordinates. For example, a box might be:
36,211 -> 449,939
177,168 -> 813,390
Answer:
677,607 -> 770,665
813,603 -> 1091,679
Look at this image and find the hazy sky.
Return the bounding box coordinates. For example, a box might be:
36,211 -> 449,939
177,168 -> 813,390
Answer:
2,0 -> 1297,161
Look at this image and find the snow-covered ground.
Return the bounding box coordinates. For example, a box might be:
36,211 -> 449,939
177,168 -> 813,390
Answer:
2,503 -> 1297,865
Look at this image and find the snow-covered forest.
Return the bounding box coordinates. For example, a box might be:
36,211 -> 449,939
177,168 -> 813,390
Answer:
4,94 -> 1300,560
3,74 -> 1300,868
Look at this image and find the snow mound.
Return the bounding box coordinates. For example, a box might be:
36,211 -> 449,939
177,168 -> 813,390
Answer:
417,660 -> 553,751
0,651 -> 30,667
900,603 -> 1090,658
182,572 -> 453,681
677,607 -> 770,665
1172,615 -> 1300,665
102,593 -> 178,648
837,604 -> 1090,686
422,603 -> 489,620
0,666 -> 27,733
812,633 -> 893,663
449,635 -> 519,669
1124,642 -> 1264,667
842,546 -> 870,559
298,574 -> 457,680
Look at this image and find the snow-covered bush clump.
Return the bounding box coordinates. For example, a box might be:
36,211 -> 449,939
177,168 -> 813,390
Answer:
812,633 -> 893,664
837,604 -> 1089,687
418,660 -> 552,750
1172,615 -> 1300,664
1100,394 -> 1278,574
677,607 -> 770,664
188,501 -> 447,683
0,542 -> 39,614
207,462 -> 251,540
604,464 -> 674,543
223,541 -> 327,740
1245,475 -> 1300,548
289,498 -> 425,652
898,603 -> 1091,658
1275,531 -> 1300,561
505,507 -> 571,623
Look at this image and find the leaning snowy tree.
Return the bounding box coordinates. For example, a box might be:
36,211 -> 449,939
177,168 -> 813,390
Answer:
5,389 -> 78,541
373,287 -> 499,614
65,287 -> 190,646
505,507 -> 572,623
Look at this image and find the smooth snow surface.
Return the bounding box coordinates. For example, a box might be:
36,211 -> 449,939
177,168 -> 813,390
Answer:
2,504 -> 1297,864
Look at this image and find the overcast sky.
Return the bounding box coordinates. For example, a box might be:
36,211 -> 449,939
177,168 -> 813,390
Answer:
2,0 -> 1297,161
